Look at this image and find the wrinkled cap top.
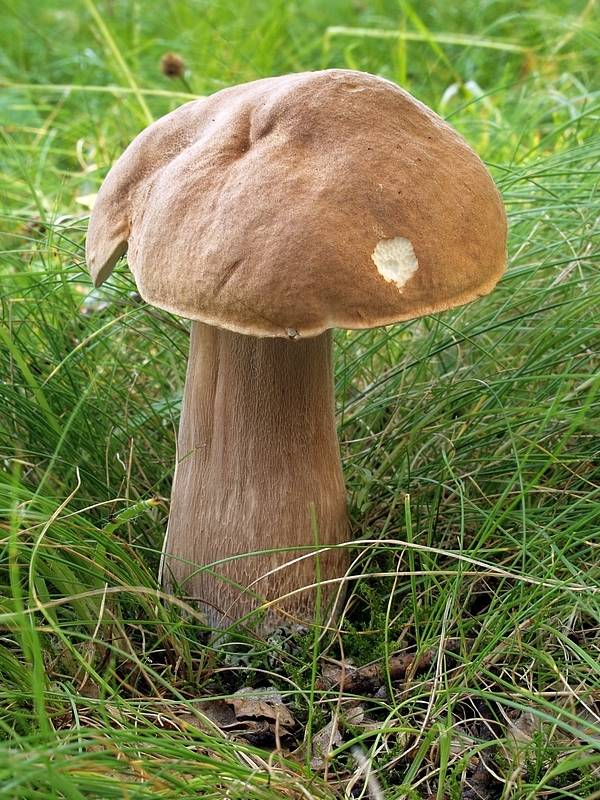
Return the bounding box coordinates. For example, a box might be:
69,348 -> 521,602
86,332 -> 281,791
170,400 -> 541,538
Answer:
86,69 -> 507,337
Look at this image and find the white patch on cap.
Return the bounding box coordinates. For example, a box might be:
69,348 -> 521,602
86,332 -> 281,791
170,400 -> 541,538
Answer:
371,236 -> 419,289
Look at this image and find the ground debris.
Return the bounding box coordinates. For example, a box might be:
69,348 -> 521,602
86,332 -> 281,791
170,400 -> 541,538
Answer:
507,710 -> 538,746
174,688 -> 297,747
450,698 -> 505,799
227,687 -> 297,730
318,650 -> 433,695
180,698 -> 238,731
310,719 -> 343,771
462,757 -> 502,800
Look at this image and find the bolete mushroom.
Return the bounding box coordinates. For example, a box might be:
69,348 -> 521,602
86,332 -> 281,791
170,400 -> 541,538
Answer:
86,69 -> 506,631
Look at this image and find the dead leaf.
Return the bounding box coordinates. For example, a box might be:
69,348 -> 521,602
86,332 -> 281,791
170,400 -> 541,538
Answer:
343,703 -> 365,726
311,719 -> 343,770
319,650 -> 434,694
181,699 -> 238,731
227,687 -> 296,730
508,710 -> 537,746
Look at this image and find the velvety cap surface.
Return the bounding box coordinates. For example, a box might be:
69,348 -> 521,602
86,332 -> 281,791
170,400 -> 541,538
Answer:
86,69 -> 507,337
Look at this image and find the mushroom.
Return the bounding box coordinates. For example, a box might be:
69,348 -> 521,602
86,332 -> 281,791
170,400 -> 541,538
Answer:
86,69 -> 506,631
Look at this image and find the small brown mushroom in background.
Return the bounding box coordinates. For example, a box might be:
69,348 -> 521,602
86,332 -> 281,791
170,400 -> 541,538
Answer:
86,70 -> 507,632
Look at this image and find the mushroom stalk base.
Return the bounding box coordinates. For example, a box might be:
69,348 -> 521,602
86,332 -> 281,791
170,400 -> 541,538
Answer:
161,322 -> 348,631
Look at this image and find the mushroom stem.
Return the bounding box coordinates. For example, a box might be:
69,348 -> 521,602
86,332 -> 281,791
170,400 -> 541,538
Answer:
161,321 -> 348,630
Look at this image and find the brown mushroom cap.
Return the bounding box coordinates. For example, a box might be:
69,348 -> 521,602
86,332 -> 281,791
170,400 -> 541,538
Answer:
86,69 -> 507,337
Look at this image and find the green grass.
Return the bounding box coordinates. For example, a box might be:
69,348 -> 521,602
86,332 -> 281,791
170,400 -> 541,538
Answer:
1,0 -> 599,797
